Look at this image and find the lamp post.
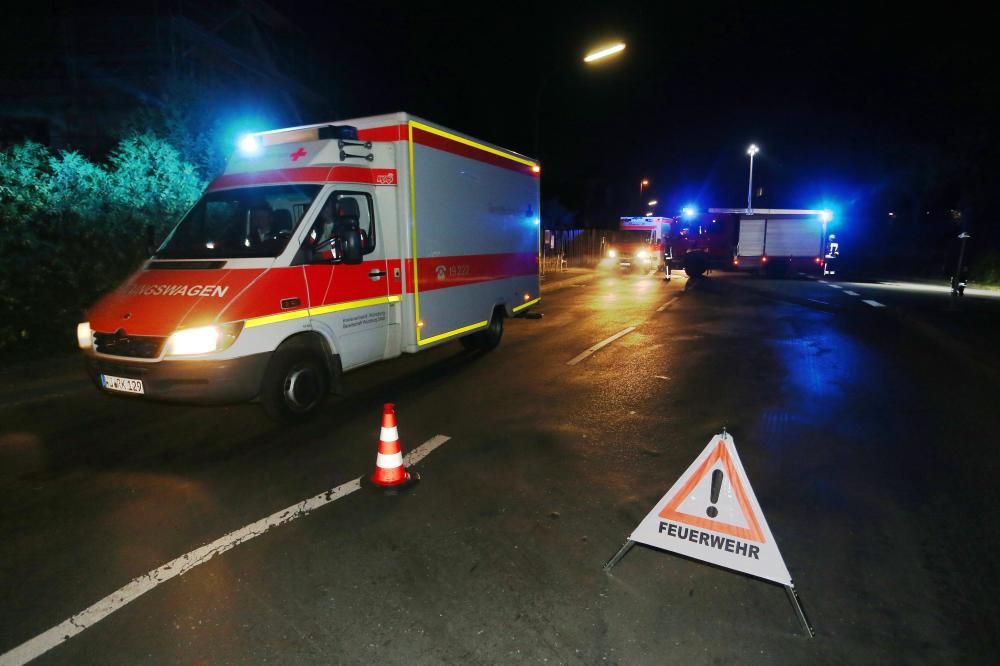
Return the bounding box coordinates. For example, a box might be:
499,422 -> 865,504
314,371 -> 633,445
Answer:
953,231 -> 971,295
746,144 -> 759,213
639,179 -> 649,214
532,42 -> 624,274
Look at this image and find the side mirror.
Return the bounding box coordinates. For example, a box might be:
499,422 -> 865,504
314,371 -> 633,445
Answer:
359,228 -> 374,254
340,228 -> 363,265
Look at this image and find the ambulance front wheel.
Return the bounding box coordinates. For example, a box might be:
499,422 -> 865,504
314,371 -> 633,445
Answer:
260,347 -> 329,422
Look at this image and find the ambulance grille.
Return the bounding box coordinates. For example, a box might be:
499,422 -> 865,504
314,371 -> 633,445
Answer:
94,331 -> 166,359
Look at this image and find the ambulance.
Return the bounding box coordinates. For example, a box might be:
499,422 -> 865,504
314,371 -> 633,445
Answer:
607,217 -> 671,272
77,113 -> 541,420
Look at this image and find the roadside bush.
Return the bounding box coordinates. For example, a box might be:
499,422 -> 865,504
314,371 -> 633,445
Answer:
970,250 -> 1000,285
0,134 -> 205,359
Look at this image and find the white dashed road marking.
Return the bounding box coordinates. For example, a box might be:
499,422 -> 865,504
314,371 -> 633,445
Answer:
843,290 -> 860,296
656,296 -> 680,312
0,435 -> 451,666
862,300 -> 886,308
566,327 -> 637,365
828,284 -> 843,289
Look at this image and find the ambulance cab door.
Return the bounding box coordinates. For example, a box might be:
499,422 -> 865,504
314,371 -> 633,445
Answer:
302,187 -> 390,370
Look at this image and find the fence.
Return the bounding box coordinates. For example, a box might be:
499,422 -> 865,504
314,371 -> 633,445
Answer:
540,229 -> 611,274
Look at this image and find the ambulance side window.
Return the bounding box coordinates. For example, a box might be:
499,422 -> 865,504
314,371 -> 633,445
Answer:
309,192 -> 376,254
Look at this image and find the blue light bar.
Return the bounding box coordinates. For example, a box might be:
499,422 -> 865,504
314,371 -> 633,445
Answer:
238,134 -> 262,156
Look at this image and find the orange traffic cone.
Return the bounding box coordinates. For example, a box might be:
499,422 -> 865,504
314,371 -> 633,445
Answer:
364,403 -> 419,493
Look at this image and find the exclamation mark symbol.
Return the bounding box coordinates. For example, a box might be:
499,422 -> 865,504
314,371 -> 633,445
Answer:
706,469 -> 723,518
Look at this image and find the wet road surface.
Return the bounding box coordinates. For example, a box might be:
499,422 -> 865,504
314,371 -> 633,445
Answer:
2,268 -> 999,664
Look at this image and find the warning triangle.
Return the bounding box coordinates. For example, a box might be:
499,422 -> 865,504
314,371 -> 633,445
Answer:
657,437 -> 765,542
629,433 -> 792,586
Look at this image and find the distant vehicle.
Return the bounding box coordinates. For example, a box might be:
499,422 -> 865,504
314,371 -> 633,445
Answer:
661,215 -> 726,277
662,208 -> 835,277
78,113 -> 540,420
607,217 -> 670,273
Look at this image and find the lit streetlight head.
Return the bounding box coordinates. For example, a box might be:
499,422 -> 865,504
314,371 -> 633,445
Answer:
641,179 -> 649,186
747,144 -> 760,156
584,42 -> 626,63
648,200 -> 658,206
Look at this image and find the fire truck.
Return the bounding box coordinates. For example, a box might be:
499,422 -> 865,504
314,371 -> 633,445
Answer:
662,208 -> 835,277
77,113 -> 540,421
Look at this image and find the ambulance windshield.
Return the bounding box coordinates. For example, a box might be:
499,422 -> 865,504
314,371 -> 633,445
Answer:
156,184 -> 322,259
612,230 -> 657,247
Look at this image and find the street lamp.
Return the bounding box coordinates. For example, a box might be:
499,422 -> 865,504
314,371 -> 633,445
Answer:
639,179 -> 650,214
746,144 -> 760,213
648,200 -> 658,206
953,231 -> 971,295
584,42 -> 626,63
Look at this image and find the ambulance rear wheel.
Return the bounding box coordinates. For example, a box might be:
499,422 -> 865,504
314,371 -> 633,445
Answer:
261,349 -> 328,422
460,309 -> 504,352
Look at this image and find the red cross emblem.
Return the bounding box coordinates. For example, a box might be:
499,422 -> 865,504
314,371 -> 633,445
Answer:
290,147 -> 307,161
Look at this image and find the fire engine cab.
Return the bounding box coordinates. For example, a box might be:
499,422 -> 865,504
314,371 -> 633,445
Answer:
77,113 -> 541,420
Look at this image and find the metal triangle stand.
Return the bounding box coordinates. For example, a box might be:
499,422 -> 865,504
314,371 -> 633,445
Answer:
602,538 -> 635,572
784,584 -> 814,637
603,538 -> 815,638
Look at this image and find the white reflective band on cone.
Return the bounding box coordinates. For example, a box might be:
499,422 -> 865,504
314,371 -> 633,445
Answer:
376,452 -> 403,468
380,427 -> 399,442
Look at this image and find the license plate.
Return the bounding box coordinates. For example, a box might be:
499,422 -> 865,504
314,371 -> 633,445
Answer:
101,374 -> 144,394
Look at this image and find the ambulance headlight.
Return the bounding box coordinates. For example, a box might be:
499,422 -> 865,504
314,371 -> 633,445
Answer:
77,322 -> 92,349
637,250 -> 649,259
165,322 -> 243,356
608,249 -> 617,258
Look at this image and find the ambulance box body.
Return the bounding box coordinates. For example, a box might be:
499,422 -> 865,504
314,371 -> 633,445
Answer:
79,113 -> 540,419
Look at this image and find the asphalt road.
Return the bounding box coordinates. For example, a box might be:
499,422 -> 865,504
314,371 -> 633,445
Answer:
2,267 -> 999,664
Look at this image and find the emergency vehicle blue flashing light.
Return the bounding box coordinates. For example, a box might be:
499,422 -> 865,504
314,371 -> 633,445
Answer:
819,209 -> 834,223
681,205 -> 697,219
238,134 -> 262,156
534,218 -> 540,225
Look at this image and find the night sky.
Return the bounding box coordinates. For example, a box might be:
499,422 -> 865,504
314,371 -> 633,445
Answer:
3,2 -> 998,238
293,3 -> 997,218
